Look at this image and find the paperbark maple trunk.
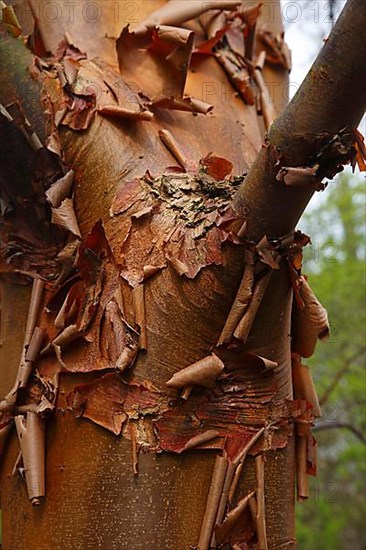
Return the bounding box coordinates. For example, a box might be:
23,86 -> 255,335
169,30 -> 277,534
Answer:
0,1 -> 365,549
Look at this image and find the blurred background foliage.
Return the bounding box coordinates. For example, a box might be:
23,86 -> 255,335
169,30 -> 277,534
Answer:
296,172 -> 366,549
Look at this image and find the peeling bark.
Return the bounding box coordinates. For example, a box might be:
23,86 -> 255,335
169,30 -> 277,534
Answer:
0,0 -> 365,548
14,412 -> 45,504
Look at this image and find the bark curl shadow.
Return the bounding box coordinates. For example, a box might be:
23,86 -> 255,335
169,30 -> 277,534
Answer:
0,102 -> 43,152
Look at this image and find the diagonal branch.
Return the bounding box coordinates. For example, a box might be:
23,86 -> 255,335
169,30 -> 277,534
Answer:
319,346 -> 366,405
234,0 -> 366,241
313,421 -> 366,445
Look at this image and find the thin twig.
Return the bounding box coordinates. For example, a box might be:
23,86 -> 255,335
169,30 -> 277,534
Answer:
180,385 -> 193,400
313,422 -> 366,445
319,346 -> 366,405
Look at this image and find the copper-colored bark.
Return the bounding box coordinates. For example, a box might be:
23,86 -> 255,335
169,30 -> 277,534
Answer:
1,0 -> 365,548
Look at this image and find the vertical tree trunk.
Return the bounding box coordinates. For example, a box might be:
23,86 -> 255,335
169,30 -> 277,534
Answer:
1,1 -> 365,549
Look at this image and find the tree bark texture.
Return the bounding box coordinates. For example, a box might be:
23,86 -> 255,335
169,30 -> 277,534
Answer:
0,1 -> 365,549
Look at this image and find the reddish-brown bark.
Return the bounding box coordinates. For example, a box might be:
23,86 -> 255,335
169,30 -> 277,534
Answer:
0,0 -> 365,549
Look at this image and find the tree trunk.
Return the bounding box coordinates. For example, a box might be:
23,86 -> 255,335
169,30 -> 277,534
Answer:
0,1 -> 365,549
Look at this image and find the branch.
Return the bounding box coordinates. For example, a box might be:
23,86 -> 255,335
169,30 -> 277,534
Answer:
319,346 -> 366,405
234,0 -> 366,241
313,421 -> 366,445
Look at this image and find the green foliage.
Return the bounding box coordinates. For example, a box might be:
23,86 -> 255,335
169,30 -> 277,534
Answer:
296,172 -> 366,549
